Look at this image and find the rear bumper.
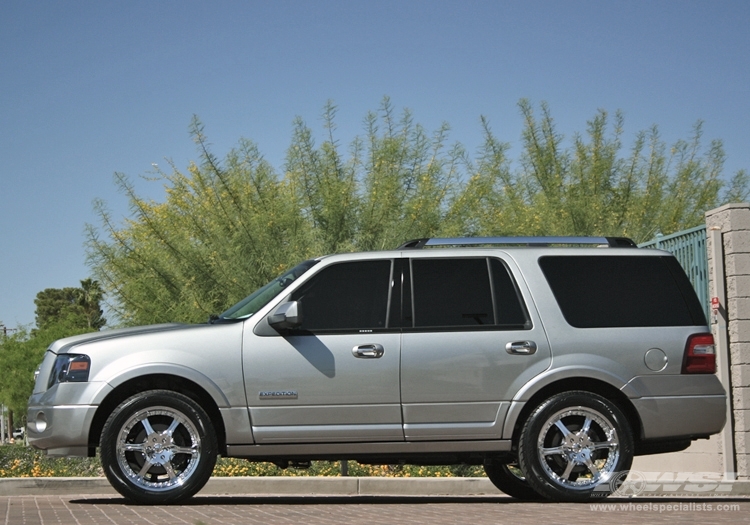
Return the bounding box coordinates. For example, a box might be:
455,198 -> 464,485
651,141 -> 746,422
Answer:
632,394 -> 726,439
625,374 -> 727,439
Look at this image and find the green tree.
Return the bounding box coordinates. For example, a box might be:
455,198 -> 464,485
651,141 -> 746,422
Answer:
0,319 -> 93,420
461,100 -> 746,241
86,98 -> 748,326
34,279 -> 106,331
1,281 -> 104,421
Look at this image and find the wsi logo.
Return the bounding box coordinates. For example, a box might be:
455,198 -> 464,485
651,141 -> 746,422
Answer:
608,470 -> 648,497
602,470 -> 733,496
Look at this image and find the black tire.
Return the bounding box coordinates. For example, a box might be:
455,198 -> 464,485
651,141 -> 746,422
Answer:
517,391 -> 633,502
100,390 -> 218,504
484,462 -> 543,500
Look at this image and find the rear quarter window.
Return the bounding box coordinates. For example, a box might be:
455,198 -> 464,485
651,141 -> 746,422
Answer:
539,255 -> 706,328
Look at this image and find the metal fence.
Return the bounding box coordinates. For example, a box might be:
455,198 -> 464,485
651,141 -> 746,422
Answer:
639,224 -> 709,319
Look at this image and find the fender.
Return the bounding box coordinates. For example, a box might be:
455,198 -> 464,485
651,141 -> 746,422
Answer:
92,360 -> 232,408
501,364 -> 635,439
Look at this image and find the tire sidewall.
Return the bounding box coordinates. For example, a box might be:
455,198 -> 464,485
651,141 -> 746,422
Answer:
518,391 -> 634,502
484,462 -> 544,501
100,390 -> 218,505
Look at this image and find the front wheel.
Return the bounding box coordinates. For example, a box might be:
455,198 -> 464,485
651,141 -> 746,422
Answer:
100,390 -> 218,504
517,391 -> 633,502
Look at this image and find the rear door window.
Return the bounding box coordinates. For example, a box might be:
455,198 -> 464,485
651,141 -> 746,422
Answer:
408,257 -> 530,330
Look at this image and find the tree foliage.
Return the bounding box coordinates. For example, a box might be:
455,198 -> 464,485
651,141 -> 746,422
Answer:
0,320 -> 94,417
34,279 -> 106,331
1,280 -> 104,418
86,98 -> 748,326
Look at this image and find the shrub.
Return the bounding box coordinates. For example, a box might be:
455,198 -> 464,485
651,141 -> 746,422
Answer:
0,444 -> 102,477
1,444 -> 484,478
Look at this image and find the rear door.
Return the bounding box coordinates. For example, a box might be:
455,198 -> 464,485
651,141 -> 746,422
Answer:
398,255 -> 552,440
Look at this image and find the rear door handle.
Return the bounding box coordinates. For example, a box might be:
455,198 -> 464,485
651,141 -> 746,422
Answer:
352,344 -> 385,358
506,341 -> 537,355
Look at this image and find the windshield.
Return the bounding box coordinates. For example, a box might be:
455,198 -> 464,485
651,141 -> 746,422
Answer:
219,260 -> 319,320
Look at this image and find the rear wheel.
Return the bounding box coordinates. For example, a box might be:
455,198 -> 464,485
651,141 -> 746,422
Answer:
484,462 -> 543,500
517,391 -> 633,502
100,390 -> 217,504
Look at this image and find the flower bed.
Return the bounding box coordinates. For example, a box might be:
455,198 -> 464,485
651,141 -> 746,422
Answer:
1,444 -> 484,478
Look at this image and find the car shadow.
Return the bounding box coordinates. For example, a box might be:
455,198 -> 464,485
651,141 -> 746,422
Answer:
70,495 -> 512,506
68,495 -> 750,506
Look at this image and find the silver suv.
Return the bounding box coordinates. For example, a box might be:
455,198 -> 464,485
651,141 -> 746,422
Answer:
27,237 -> 726,503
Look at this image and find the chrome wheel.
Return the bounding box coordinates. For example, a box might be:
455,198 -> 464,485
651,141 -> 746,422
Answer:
518,391 -> 633,501
101,390 -> 217,504
116,406 -> 201,491
536,406 -> 619,490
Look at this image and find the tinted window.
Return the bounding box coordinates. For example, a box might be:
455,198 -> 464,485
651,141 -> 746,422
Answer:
539,255 -> 706,328
490,258 -> 531,328
291,260 -> 392,331
410,258 -> 529,329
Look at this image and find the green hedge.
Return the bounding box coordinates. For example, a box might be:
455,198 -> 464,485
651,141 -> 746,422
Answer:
1,444 -> 484,478
0,444 -> 102,477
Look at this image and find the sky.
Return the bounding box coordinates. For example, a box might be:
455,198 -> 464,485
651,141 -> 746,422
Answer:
1,0 -> 749,329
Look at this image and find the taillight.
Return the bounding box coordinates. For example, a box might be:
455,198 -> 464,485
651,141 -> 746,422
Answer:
682,333 -> 716,374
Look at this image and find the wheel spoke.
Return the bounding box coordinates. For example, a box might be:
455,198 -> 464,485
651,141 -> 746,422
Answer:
123,443 -> 146,453
592,439 -> 616,450
584,458 -> 600,478
165,418 -> 180,436
137,459 -> 154,479
554,419 -> 572,437
173,445 -> 197,456
581,416 -> 592,435
541,445 -> 566,456
163,461 -> 178,480
141,417 -> 156,436
560,459 -> 576,480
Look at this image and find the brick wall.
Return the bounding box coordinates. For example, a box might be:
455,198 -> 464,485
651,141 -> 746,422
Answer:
706,202 -> 750,479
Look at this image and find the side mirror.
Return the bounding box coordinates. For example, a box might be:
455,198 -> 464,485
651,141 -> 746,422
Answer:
267,301 -> 302,331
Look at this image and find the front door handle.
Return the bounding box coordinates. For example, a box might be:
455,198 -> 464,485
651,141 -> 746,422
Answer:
352,344 -> 385,358
506,341 -> 537,355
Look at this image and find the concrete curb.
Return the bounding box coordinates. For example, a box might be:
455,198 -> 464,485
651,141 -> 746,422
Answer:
0,477 -> 497,497
2,477 -> 750,498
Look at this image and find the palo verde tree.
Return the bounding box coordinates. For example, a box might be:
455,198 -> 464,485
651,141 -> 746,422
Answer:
86,98 -> 749,326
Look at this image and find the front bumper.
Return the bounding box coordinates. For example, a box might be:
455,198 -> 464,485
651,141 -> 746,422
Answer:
26,381 -> 112,456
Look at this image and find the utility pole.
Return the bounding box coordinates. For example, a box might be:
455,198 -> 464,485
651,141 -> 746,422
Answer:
1,325 -> 18,443
0,324 -> 18,338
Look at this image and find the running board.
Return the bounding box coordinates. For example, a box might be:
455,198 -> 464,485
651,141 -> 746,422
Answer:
226,439 -> 511,459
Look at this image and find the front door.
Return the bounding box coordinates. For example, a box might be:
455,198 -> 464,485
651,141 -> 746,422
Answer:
243,258 -> 403,444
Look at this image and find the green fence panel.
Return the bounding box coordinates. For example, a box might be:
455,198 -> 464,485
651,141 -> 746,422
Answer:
639,225 -> 709,320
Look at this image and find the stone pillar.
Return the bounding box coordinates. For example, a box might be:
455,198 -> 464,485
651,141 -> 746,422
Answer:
706,202 -> 750,479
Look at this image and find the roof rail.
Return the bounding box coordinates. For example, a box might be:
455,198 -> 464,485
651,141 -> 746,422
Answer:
396,236 -> 637,249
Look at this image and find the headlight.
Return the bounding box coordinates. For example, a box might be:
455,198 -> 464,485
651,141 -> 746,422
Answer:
48,354 -> 91,388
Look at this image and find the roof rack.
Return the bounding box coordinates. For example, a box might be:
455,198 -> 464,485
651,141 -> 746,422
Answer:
396,236 -> 637,249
